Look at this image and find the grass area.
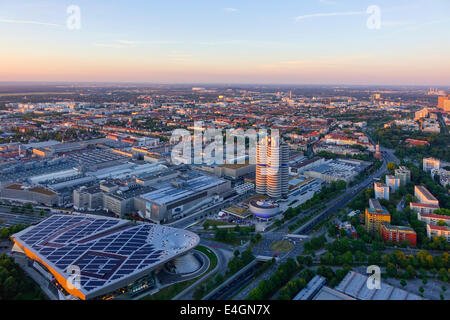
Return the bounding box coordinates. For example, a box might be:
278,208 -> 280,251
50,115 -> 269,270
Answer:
270,240 -> 294,253
141,245 -> 218,300
204,220 -> 237,227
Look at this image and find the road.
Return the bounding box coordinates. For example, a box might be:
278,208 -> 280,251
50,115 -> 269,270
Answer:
167,193 -> 252,229
231,147 -> 392,300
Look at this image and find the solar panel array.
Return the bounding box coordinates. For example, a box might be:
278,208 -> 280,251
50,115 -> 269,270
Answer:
14,215 -> 199,297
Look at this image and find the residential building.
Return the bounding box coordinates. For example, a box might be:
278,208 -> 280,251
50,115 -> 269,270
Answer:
410,202 -> 440,215
417,212 -> 450,226
381,223 -> 417,247
395,166 -> 411,186
374,182 -> 389,200
386,175 -> 400,193
426,224 -> 450,242
414,185 -> 439,206
423,157 -> 440,172
365,206 -> 391,235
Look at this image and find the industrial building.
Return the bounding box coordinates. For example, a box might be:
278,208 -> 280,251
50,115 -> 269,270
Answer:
0,183 -> 61,206
138,171 -> 232,224
334,271 -> 423,300
303,159 -> 371,184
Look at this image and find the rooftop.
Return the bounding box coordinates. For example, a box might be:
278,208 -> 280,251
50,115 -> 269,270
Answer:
141,172 -> 227,205
11,214 -> 199,300
335,271 -> 423,300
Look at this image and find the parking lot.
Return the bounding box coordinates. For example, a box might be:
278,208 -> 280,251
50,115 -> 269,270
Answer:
0,212 -> 46,228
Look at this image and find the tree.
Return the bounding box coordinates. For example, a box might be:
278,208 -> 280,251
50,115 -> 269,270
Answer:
386,263 -> 398,278
3,276 -> 18,296
387,162 -> 397,174
419,286 -> 424,294
400,279 -> 407,287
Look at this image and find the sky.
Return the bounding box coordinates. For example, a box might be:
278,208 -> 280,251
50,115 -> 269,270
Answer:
1,0 -> 450,85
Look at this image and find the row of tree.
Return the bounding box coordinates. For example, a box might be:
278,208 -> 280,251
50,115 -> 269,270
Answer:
0,254 -> 45,300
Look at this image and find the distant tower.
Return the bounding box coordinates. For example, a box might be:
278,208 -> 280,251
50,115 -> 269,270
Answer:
375,142 -> 382,160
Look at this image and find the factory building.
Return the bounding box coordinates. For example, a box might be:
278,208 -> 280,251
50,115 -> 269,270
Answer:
139,172 -> 232,224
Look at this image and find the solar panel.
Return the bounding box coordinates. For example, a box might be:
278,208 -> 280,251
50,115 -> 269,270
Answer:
12,214 -> 200,298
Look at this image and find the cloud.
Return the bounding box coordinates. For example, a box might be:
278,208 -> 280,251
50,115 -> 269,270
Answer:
93,43 -> 127,49
295,11 -> 365,22
395,19 -> 450,33
223,8 -> 238,13
0,18 -> 62,27
381,21 -> 409,27
318,0 -> 336,5
93,39 -> 178,49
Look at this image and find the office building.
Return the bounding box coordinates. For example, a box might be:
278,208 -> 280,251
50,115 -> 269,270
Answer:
73,186 -> 103,211
255,136 -> 289,198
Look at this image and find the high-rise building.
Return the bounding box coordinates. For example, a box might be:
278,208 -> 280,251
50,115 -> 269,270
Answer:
256,136 -> 289,198
374,182 -> 389,200
394,166 -> 411,186
423,157 -> 440,172
438,96 -> 450,111
386,175 -> 400,193
365,206 -> 391,235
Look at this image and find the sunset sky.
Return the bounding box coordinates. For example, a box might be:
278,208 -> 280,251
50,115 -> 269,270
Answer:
1,0 -> 450,85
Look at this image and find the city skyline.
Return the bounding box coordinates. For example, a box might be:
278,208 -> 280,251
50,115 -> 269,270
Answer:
1,0 -> 450,85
